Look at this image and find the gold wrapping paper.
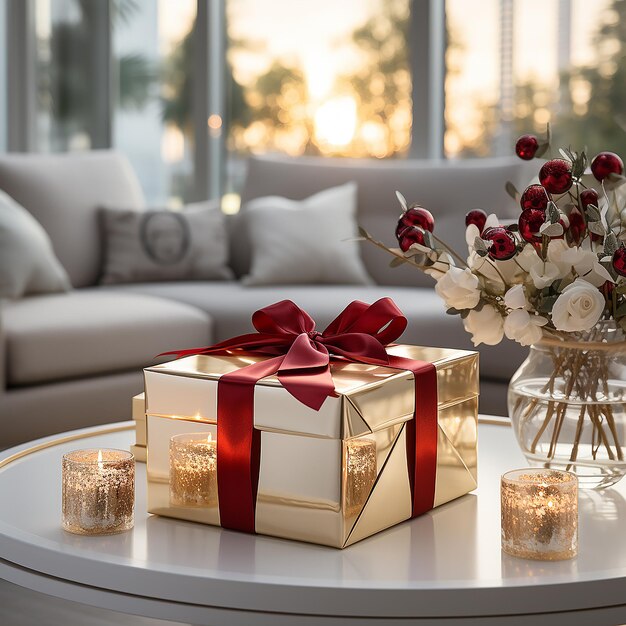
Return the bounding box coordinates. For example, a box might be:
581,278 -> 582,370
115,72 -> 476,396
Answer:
144,344 -> 479,548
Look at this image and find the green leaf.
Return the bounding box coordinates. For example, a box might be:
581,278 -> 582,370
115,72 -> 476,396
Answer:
389,256 -> 407,268
505,181 -> 519,201
585,204 -> 602,222
614,301 -> 626,318
547,201 -> 560,224
604,232 -> 619,256
587,221 -> 606,236
615,281 -> 626,295
508,223 -> 519,232
618,317 -> 626,333
446,308 -> 462,316
422,230 -> 435,249
474,237 -> 488,253
538,295 -> 559,313
395,191 -> 408,211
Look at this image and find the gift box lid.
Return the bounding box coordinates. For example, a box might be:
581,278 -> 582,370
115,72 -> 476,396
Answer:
144,344 -> 478,440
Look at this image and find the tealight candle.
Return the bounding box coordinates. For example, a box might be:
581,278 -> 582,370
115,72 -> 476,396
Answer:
170,432 -> 218,507
501,468 -> 578,561
345,438 -> 377,517
62,449 -> 134,535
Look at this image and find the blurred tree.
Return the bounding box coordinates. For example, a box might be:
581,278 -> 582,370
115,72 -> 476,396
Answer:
39,0 -> 154,150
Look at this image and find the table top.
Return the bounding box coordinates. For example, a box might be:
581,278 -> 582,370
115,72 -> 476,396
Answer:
2,419 -> 626,624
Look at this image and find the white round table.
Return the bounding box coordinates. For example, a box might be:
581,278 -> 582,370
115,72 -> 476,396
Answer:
1,419 -> 626,626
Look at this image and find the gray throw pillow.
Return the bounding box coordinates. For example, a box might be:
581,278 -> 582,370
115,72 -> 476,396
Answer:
99,202 -> 234,285
242,182 -> 372,286
0,189 -> 71,298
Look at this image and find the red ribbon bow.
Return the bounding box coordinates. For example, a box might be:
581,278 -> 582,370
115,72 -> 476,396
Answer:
162,298 -> 437,534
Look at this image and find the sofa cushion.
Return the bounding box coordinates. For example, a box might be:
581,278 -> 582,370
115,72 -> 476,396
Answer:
4,290 -> 212,386
109,281 -> 526,382
100,202 -> 234,284
242,183 -> 372,286
0,189 -> 71,298
0,151 -> 145,289
235,155 -> 537,287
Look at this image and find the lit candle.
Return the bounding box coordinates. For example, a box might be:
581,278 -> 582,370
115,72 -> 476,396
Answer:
501,468 -> 578,560
62,449 -> 135,535
169,433 -> 218,507
344,438 -> 377,517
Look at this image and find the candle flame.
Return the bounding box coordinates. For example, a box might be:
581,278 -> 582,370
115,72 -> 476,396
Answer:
207,433 -> 213,443
97,449 -> 104,470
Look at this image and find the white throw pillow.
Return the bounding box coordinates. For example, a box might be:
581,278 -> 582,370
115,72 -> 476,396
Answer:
242,182 -> 372,286
0,189 -> 71,298
99,202 -> 234,284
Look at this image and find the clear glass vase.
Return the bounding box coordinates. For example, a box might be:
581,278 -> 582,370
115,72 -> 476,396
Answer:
508,322 -> 626,489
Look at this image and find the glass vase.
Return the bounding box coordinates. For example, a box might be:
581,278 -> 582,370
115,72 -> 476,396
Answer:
508,322 -> 626,489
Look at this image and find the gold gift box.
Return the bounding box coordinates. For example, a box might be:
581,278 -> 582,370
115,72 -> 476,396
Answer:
144,344 -> 478,548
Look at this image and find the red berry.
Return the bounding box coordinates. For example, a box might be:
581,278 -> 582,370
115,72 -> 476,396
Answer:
539,159 -> 573,194
568,209 -> 585,244
518,209 -> 544,243
613,246 -> 626,277
591,152 -> 624,181
482,226 -> 517,261
395,206 -> 434,240
397,227 -> 425,252
520,184 -> 549,212
580,188 -> 599,210
465,209 -> 488,233
515,134 -> 539,160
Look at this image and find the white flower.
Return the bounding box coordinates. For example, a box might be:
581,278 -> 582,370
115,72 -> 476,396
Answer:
559,246 -> 614,288
504,284 -> 527,310
435,266 -> 481,310
463,305 -> 504,346
551,278 -> 606,332
503,309 -> 548,346
529,260 -> 562,289
546,239 -> 573,276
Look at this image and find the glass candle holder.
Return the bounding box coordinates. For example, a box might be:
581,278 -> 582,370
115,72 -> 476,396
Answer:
344,438 -> 377,517
501,468 -> 578,561
170,433 -> 218,507
62,449 -> 135,535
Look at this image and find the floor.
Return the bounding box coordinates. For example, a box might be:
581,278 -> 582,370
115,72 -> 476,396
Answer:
0,579 -> 186,626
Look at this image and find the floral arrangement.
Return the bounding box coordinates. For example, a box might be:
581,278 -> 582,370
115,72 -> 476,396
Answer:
360,127 -> 626,348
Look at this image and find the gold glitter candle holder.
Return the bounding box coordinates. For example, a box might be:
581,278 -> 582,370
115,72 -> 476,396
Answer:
501,468 -> 578,561
62,449 -> 135,535
170,433 -> 218,507
344,438 -> 377,517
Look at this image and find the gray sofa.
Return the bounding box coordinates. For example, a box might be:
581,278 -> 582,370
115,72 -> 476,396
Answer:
0,151 -> 534,447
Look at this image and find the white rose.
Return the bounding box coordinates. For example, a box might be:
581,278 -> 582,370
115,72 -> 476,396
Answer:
551,278 -> 606,332
463,305 -> 504,346
504,284 -> 527,310
503,309 -> 548,346
435,266 -> 481,310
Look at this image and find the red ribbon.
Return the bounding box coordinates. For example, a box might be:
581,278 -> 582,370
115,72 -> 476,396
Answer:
162,298 -> 437,532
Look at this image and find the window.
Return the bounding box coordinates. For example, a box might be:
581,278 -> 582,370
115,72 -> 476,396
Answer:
445,0 -> 625,158
7,1 -> 626,207
112,0 -> 196,205
224,0 -> 411,200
